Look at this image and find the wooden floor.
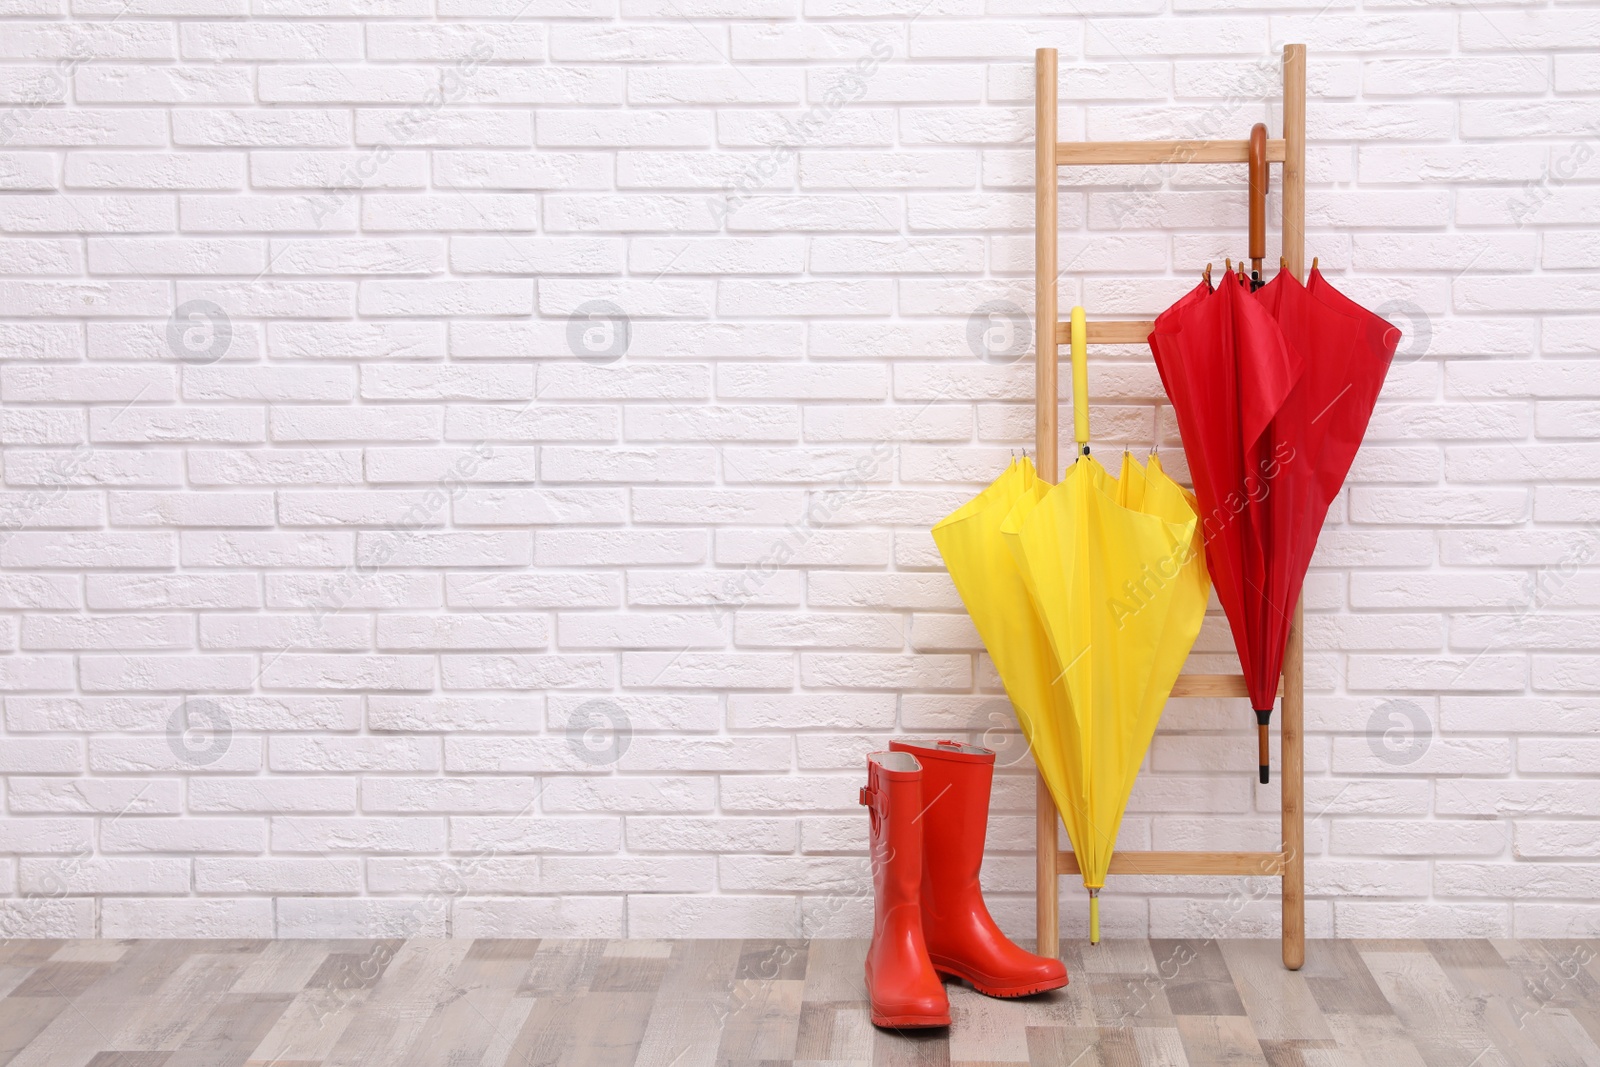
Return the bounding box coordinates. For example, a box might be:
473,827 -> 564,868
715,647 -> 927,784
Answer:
0,937 -> 1594,1065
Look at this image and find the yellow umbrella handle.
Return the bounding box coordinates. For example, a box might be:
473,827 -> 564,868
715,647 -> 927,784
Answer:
1070,306 -> 1089,455
1088,887 -> 1100,944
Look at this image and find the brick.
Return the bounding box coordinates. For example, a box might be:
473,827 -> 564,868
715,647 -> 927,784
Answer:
537,529 -> 704,567
632,488 -> 801,524
736,611 -> 903,650
0,817 -> 92,853
356,529 -> 532,568
365,193 -> 540,231
547,692 -> 718,734
439,650 -> 615,692
368,23 -> 541,60
87,574 -> 258,611
367,695 -> 536,733
270,321 -> 442,363
270,736 -> 443,774
0,279 -> 171,316
360,279 -> 533,317
362,364 -> 533,401
20,856 -> 189,894
1460,8 -> 1600,51
181,22 -> 361,61
441,150 -> 614,191
449,815 -> 619,853
3,531 -> 174,569
259,654 -> 435,692
189,777 -> 356,813
363,776 -> 538,814
729,693 -> 896,730
622,652 -> 792,690
366,856 -> 540,893
90,735 -> 260,777
452,897 -> 622,938
444,405 -> 615,443
259,65 -> 438,104
557,611 -> 722,650
356,109 -> 531,147
628,816 -> 795,853
1515,822 -> 1600,860
275,898 -> 443,938
543,856 -> 712,893
174,109 -> 350,147
453,487 -> 625,525
181,530 -> 352,568
22,613 -> 190,651
541,777 -> 716,814
447,572 -> 619,609
272,406 -> 441,444
541,445 -> 716,484
196,858 -> 361,894
452,66 -> 621,106
76,64 -> 253,103
271,570 -> 439,610
557,22 -> 727,61
452,236 -> 621,275
0,110 -> 169,147
272,816 -> 445,854
101,817 -> 265,853
2,23 -> 174,61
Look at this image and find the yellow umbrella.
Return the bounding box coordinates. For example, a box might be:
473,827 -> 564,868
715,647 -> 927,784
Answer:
934,307 -> 1210,943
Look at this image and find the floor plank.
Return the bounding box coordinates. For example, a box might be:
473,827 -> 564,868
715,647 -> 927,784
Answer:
1322,1015 -> 1429,1067
634,939 -> 742,1067
1220,940 -> 1334,1044
1151,940 -> 1248,1019
164,992 -> 294,1067
1356,947 -> 1514,1067
1176,1014 -> 1270,1067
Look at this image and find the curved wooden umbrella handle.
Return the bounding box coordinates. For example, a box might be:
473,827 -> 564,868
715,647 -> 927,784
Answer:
1248,123 -> 1268,284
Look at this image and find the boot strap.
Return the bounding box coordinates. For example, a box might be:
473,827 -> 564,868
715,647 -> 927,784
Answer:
858,783 -> 888,820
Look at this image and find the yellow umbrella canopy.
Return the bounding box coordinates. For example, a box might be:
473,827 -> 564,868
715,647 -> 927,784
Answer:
933,307 -> 1210,943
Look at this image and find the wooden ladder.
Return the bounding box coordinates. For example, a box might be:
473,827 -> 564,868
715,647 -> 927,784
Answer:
1033,43 -> 1308,971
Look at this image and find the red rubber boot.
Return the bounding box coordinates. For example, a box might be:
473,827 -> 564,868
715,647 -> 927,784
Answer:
860,750 -> 950,1028
890,739 -> 1069,998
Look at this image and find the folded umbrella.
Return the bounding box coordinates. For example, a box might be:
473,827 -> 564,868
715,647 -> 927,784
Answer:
1149,266 -> 1398,783
956,308 -> 1209,942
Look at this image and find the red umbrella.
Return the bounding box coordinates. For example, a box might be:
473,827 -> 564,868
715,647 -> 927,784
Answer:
1150,264 -> 1398,783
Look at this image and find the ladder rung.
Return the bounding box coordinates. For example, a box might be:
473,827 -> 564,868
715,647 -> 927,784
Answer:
1057,849 -> 1286,877
1054,319 -> 1154,345
1169,674 -> 1284,699
1172,673 -> 1249,698
1057,139 -> 1288,166
1171,675 -> 1280,700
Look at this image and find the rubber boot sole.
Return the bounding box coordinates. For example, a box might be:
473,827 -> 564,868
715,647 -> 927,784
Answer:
933,961 -> 1069,999
869,1011 -> 952,1029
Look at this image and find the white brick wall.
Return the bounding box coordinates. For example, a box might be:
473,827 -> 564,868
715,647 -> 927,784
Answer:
0,0 -> 1595,942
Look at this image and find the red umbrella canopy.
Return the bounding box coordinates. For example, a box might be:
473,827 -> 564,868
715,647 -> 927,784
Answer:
1150,266 -> 1398,783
